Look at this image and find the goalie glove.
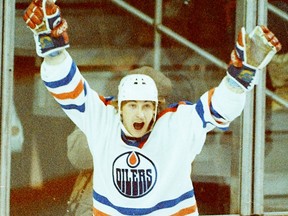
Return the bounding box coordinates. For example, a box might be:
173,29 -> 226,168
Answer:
227,26 -> 281,91
23,0 -> 69,57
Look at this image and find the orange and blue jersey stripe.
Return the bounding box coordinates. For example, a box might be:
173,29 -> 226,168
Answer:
43,61 -> 88,113
92,189 -> 196,215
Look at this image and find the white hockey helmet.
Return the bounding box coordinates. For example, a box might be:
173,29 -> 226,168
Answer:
118,74 -> 158,110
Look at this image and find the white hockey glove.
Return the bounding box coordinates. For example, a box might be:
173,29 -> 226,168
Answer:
227,26 -> 282,91
23,0 -> 69,57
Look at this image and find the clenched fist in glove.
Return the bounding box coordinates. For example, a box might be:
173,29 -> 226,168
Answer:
23,0 -> 69,57
227,26 -> 281,91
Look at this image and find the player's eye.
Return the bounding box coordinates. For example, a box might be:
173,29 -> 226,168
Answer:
128,102 -> 137,109
143,102 -> 154,110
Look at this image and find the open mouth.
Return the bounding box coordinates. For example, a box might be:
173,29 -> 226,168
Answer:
133,122 -> 144,130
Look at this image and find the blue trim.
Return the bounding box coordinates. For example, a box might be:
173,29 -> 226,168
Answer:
235,44 -> 244,61
196,100 -> 228,131
196,100 -> 207,128
168,101 -> 193,109
58,82 -> 87,112
104,96 -> 114,101
44,61 -> 77,88
60,103 -> 85,113
121,131 -> 150,147
210,103 -> 224,119
93,189 -> 195,215
83,82 -> 87,96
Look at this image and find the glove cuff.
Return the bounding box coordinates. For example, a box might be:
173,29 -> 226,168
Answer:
227,63 -> 259,91
34,33 -> 69,57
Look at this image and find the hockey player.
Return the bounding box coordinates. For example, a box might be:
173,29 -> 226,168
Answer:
23,0 -> 281,215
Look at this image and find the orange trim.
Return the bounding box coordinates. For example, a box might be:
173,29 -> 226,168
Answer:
207,88 -> 215,106
157,107 -> 177,119
99,95 -> 108,105
93,205 -> 197,216
93,208 -> 110,216
178,101 -> 187,105
171,204 -> 197,216
51,80 -> 83,100
237,31 -> 244,47
208,88 -> 226,125
99,95 -> 115,106
138,140 -> 146,149
157,101 -> 194,120
216,120 -> 223,124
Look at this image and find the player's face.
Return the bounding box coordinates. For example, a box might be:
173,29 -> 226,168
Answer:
121,100 -> 156,138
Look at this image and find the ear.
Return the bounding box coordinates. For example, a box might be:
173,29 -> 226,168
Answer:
158,97 -> 166,113
158,97 -> 166,104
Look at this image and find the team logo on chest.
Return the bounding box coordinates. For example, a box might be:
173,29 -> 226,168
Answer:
112,151 -> 157,198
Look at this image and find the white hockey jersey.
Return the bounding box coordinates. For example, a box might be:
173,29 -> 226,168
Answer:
40,51 -> 246,216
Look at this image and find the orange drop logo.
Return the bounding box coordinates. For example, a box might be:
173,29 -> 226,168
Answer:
128,152 -> 139,167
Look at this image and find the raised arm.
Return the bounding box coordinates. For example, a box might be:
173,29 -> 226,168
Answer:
227,25 -> 281,92
210,26 -> 281,125
23,0 -> 111,138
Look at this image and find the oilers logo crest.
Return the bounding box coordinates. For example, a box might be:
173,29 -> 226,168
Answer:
112,151 -> 157,198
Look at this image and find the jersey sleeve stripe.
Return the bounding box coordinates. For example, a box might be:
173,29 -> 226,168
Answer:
208,88 -> 225,121
207,88 -> 215,105
54,82 -> 87,113
196,88 -> 229,130
50,80 -> 84,100
43,61 -> 77,88
60,103 -> 86,112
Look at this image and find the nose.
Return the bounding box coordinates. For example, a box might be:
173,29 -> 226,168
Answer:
136,107 -> 145,119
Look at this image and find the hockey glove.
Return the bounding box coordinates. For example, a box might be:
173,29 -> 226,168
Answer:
23,0 -> 69,57
227,26 -> 281,91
